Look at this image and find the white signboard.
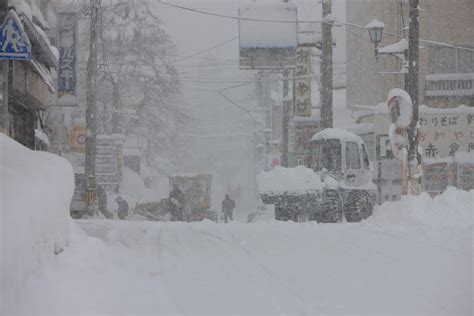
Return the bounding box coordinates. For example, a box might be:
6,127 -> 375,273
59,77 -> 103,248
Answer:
239,3 -> 297,69
373,105 -> 474,159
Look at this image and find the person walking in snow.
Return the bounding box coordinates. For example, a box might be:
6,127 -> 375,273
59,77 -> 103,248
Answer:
221,194 -> 235,223
169,184 -> 186,221
116,196 -> 129,220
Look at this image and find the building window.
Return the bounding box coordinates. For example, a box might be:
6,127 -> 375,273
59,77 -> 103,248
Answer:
428,46 -> 474,74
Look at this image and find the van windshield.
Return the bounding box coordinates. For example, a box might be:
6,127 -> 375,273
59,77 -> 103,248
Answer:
311,139 -> 341,173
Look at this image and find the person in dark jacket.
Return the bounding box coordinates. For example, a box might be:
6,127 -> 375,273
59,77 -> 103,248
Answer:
222,194 -> 236,223
169,184 -> 186,221
116,196 -> 129,220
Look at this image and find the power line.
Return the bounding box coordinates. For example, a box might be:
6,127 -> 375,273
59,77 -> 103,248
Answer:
155,0 -> 474,52
169,37 -> 238,64
156,0 -> 321,24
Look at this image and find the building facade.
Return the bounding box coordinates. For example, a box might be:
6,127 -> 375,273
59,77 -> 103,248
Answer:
0,0 -> 58,149
346,0 -> 473,109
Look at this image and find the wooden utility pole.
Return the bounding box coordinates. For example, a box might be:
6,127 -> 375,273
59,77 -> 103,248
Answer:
320,0 -> 333,129
111,80 -> 121,133
281,69 -> 290,167
85,0 -> 100,213
407,0 -> 421,194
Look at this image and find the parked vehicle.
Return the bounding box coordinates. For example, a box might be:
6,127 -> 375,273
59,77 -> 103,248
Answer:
258,128 -> 376,223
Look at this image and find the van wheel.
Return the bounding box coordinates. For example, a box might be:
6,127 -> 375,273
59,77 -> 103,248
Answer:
344,190 -> 373,222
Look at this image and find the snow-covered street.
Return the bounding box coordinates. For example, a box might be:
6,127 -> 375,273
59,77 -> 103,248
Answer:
18,189 -> 472,315
2,1 -> 474,315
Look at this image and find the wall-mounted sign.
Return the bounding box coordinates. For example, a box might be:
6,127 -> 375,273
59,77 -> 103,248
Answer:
294,47 -> 312,116
69,122 -> 86,153
0,10 -> 31,61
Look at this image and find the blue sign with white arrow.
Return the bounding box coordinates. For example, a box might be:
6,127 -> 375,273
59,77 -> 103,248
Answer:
0,11 -> 31,61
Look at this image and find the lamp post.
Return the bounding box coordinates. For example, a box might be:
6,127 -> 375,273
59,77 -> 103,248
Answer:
366,19 -> 385,59
366,6 -> 422,196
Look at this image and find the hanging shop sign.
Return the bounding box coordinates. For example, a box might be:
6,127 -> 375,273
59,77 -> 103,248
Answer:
294,47 -> 312,116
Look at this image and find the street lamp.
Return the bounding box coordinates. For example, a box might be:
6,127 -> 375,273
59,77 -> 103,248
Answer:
366,19 -> 385,58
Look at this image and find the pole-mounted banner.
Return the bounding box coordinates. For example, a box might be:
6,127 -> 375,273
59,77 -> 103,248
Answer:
57,12 -> 78,106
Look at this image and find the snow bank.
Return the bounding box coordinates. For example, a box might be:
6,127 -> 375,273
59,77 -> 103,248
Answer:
117,167 -> 160,215
370,187 -> 473,229
257,166 -> 324,195
120,167 -> 147,201
0,135 -> 74,314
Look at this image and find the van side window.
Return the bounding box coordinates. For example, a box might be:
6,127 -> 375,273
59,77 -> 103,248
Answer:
362,144 -> 370,169
345,142 -> 361,169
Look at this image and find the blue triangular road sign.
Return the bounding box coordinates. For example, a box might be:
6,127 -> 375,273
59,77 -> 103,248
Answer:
0,10 -> 31,61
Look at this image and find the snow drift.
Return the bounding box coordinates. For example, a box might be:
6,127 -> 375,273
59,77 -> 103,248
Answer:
10,186 -> 474,315
257,166 -> 326,195
0,135 -> 74,314
370,186 -> 473,229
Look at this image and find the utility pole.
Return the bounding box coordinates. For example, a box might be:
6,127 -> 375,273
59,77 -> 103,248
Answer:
281,69 -> 290,167
111,80 -> 121,133
85,0 -> 100,214
407,0 -> 421,195
320,0 -> 333,129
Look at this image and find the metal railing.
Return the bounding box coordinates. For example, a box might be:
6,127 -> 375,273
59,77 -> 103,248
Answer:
425,73 -> 474,97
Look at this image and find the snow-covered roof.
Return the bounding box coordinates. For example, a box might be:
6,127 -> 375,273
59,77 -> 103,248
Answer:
239,2 -> 297,48
257,166 -> 324,195
30,58 -> 55,93
9,0 -> 32,20
311,128 -> 363,144
366,103 -> 474,115
379,39 -> 408,54
31,0 -> 49,29
50,45 -> 59,60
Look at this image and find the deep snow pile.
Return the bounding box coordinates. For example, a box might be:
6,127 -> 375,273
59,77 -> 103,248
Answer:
369,187 -> 473,230
257,166 -> 327,195
16,187 -> 473,315
0,135 -> 74,314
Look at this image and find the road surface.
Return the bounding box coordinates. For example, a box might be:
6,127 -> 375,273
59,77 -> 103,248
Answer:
20,217 -> 472,315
